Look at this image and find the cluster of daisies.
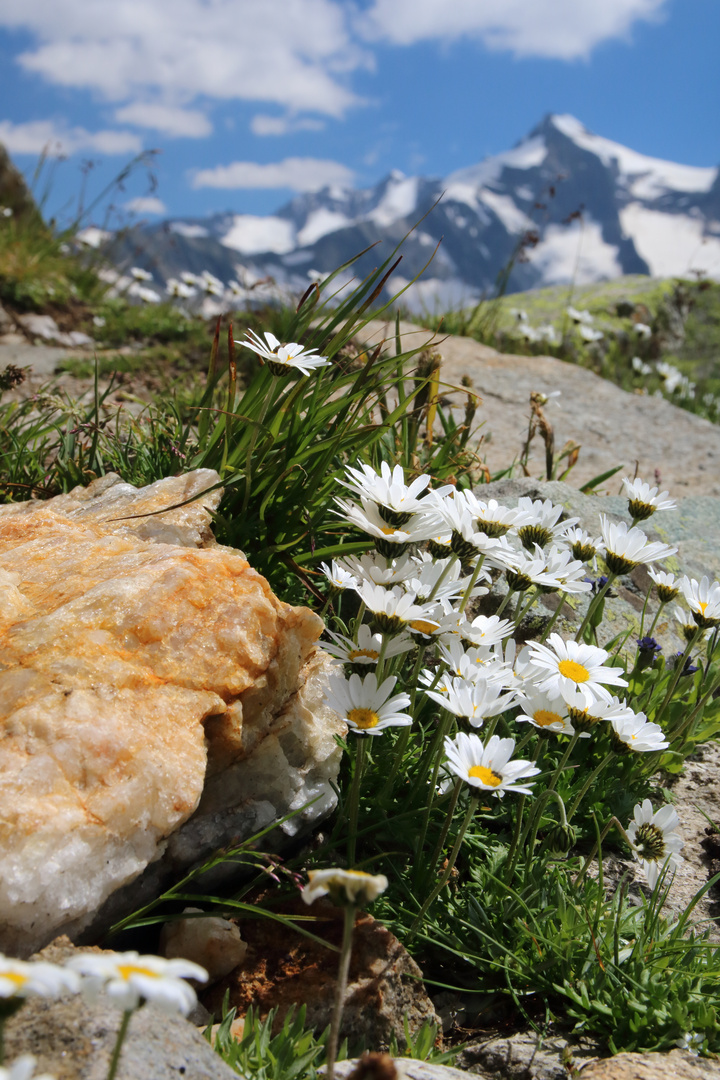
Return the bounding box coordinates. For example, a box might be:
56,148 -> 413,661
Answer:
317,463 -> 719,887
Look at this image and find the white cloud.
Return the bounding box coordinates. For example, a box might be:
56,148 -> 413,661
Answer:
125,195 -> 168,215
114,103 -> 212,137
1,0 -> 368,117
250,114 -> 326,137
191,156 -> 355,192
0,119 -> 142,156
358,0 -> 668,59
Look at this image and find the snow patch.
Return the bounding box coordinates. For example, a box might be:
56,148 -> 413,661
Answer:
370,176 -> 419,227
479,190 -> 534,233
552,115 -> 716,199
170,222 -> 209,239
446,136 -> 546,189
221,215 -> 296,255
619,204 -> 720,279
529,219 -> 623,285
297,208 -> 352,246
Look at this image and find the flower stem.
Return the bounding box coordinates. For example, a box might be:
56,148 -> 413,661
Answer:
407,793 -> 478,943
503,794 -> 527,887
325,904 -> 356,1080
458,555 -> 486,614
347,739 -> 366,865
539,592 -> 567,643
566,751 -> 615,823
575,574 -> 617,642
653,627 -> 702,729
107,1009 -> 133,1080
422,778 -> 462,886
546,732 -> 580,793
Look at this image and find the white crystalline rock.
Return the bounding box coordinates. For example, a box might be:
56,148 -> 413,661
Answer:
0,471 -> 344,955
160,908 -> 247,982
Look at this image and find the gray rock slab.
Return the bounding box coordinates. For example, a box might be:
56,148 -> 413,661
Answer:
0,341 -> 78,377
331,1060 -> 489,1080
359,319 -> 720,499
4,940 -> 237,1080
579,1048 -> 720,1078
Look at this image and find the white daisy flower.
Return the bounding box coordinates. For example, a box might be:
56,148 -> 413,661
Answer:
0,1056 -> 56,1080
335,497 -> 436,555
461,492 -> 534,538
166,277 -> 196,299
66,951 -> 207,1015
323,671 -> 412,735
527,633 -> 628,708
515,498 -> 578,551
626,799 -> 684,888
459,613 -> 515,649
678,575 -> 720,629
301,868 -> 388,907
237,329 -> 330,376
339,462 -> 440,523
567,306 -> 593,325
404,555 -> 490,605
199,270 -> 224,296
355,582 -> 438,635
323,624 -> 413,665
431,496 -> 520,568
648,567 -> 679,602
564,526 -> 604,565
443,732 -> 540,797
671,604 -> 706,643
621,477 -> 676,521
543,547 -> 593,595
340,552 -> 414,587
599,515 -> 677,575
515,690 -> 577,736
579,325 -> 604,343
562,691 -> 635,734
425,676 -> 516,727
610,713 -> 669,754
319,560 -> 358,591
0,957 -> 79,1000
130,266 -> 153,282
436,639 -> 510,685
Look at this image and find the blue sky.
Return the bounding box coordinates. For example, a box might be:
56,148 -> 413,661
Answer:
0,0 -> 717,226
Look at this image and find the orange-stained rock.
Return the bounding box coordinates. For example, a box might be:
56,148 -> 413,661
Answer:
0,471 -> 344,955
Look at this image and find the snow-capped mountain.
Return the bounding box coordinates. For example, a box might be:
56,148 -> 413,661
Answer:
106,114 -> 720,309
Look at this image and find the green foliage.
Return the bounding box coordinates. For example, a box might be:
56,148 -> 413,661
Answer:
388,1019 -> 459,1064
208,1003 -> 335,1080
0,211 -> 105,311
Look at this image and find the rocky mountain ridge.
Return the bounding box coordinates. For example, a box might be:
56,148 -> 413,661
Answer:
102,113 -> 720,308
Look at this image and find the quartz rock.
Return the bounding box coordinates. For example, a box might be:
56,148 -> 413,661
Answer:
0,471 -> 344,955
160,908 -> 247,984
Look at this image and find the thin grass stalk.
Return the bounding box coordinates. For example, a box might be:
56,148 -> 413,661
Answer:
407,793 -> 478,942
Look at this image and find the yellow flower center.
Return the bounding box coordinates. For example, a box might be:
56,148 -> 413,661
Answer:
2,972 -> 27,988
117,964 -> 158,981
348,647 -> 380,661
534,708 -> 563,727
347,707 -> 380,729
699,601 -> 709,614
558,658 -> 590,683
410,619 -> 437,635
468,765 -> 503,786
381,526 -> 401,536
